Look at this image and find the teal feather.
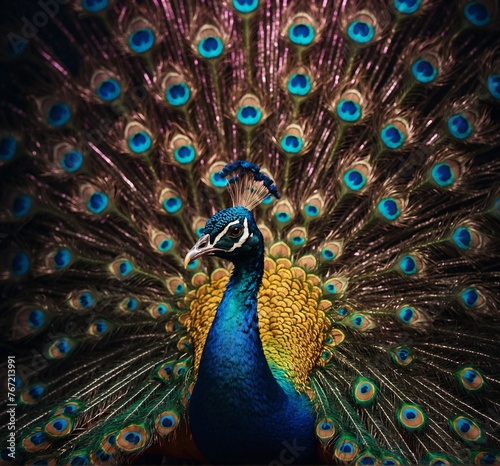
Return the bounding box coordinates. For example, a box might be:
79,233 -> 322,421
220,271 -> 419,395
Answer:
1,1 -> 500,465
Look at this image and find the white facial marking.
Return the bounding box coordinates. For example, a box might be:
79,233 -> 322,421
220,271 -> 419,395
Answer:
213,219 -> 240,246
227,217 -> 249,252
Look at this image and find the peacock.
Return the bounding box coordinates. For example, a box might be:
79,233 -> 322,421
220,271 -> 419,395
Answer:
1,0 -> 500,464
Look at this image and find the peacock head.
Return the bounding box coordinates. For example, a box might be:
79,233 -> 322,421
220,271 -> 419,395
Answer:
184,160 -> 280,267
184,206 -> 263,266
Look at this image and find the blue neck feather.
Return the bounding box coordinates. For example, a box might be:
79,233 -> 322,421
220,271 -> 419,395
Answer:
189,244 -> 318,464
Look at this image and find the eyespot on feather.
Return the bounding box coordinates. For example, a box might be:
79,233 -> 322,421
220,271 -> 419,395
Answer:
286,227 -> 308,248
411,54 -> 440,84
377,197 -> 402,221
319,240 -> 343,262
21,430 -> 51,453
162,72 -> 192,107
169,134 -> 197,166
301,193 -> 325,220
287,13 -> 317,47
68,289 -> 96,311
396,305 -> 427,327
44,414 -> 74,438
90,448 -> 115,464
156,361 -> 175,381
124,122 -> 153,155
126,18 -> 156,54
159,187 -> 184,215
177,335 -> 191,352
150,229 -> 177,254
91,70 -> 123,103
195,25 -> 225,59
37,96 -> 72,128
324,329 -> 345,347
235,94 -> 264,127
44,336 -> 77,360
120,297 -> 140,313
458,287 -> 485,309
66,452 -> 91,465
390,345 -> 414,366
108,257 -> 135,278
468,451 -> 499,465
173,361 -> 188,378
315,418 -> 336,443
100,432 -> 118,454
451,225 -> 482,251
429,160 -> 461,188
342,162 -> 371,191
333,434 -> 360,462
280,124 -> 305,156
12,307 -> 50,339
343,313 -> 376,331
352,377 -> 378,405
395,253 -> 424,276
336,90 -> 364,123
80,185 -> 109,215
87,319 -> 113,337
166,276 -> 187,295
19,383 -> 47,405
148,302 -> 172,319
345,11 -> 378,45
156,410 -> 180,436
323,277 -> 348,296
271,199 -> 295,226
53,399 -> 85,416
356,452 -> 378,465
397,403 -> 427,431
449,415 -> 483,443
231,0 -> 259,15
286,69 -> 313,98
454,366 -> 486,392
380,118 -> 410,150
115,424 -> 149,452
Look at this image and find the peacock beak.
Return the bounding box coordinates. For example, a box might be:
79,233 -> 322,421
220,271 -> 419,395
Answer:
184,234 -> 214,268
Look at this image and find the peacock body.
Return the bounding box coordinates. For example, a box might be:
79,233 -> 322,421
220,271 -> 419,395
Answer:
1,0 -> 500,465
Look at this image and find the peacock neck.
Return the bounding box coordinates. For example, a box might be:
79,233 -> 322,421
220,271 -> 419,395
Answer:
189,247 -> 310,463
196,251 -> 285,401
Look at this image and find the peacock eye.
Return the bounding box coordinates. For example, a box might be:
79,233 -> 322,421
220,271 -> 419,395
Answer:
228,225 -> 243,237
